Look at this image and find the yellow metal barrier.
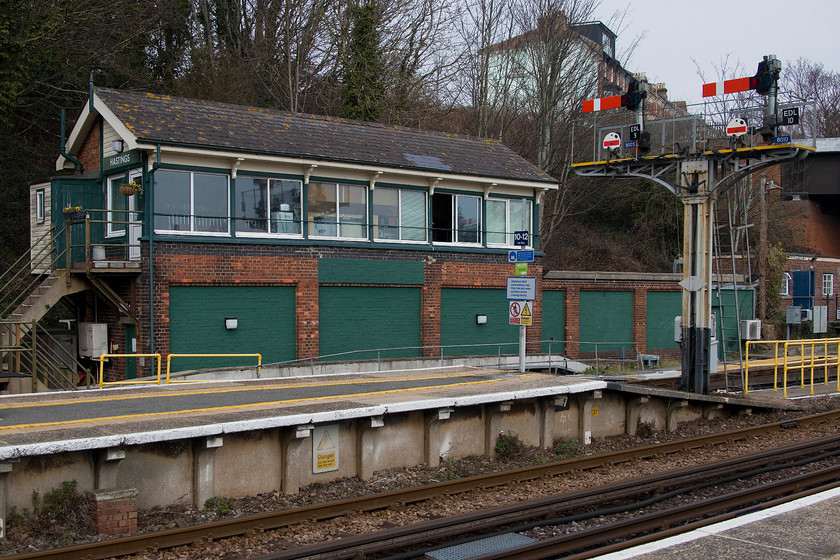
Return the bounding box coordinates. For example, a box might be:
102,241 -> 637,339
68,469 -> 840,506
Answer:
166,353 -> 262,383
745,338 -> 840,397
99,354 -> 162,388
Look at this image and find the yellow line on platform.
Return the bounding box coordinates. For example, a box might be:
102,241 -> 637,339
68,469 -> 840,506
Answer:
0,378 -> 503,431
0,373 -> 492,411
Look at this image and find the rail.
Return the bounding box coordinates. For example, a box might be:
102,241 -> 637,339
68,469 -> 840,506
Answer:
745,337 -> 840,396
165,353 -> 262,383
98,354 -> 162,388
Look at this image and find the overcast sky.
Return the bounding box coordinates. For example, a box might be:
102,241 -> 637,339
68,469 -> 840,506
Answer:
592,0 -> 839,106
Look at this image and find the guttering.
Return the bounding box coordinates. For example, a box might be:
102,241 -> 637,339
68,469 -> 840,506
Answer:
59,109 -> 83,172
134,143 -> 559,192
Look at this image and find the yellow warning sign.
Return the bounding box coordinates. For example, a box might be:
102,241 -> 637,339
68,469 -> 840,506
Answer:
312,425 -> 339,473
520,302 -> 532,326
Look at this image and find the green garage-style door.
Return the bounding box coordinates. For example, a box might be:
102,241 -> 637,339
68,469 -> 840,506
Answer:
579,290 -> 633,353
169,286 -> 296,371
646,291 -> 681,350
441,288 -> 517,356
319,286 -> 421,360
541,290 -> 565,354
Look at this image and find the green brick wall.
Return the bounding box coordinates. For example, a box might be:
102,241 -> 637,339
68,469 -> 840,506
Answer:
168,286 -> 296,371
646,291 -> 681,349
440,288 -> 518,356
319,286 -> 421,360
579,291 -> 633,353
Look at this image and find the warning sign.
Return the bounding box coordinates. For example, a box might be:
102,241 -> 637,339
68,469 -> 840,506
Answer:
509,301 -> 532,325
313,425 -> 339,473
520,302 -> 532,326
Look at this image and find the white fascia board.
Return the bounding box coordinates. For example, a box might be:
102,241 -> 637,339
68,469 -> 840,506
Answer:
139,143 -> 559,193
56,93 -> 140,171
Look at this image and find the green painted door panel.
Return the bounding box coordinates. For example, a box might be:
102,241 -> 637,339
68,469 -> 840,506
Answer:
169,286 -> 295,371
440,288 -> 517,356
319,286 -> 421,360
579,291 -> 633,353
646,291 -> 681,350
541,290 -> 565,354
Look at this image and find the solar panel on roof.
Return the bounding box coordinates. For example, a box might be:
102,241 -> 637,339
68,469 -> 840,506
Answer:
403,153 -> 452,171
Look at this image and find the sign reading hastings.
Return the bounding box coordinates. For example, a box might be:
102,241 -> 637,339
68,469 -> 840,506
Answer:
102,148 -> 141,173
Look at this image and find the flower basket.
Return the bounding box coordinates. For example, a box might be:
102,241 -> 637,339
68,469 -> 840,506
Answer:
120,182 -> 140,196
63,207 -> 85,221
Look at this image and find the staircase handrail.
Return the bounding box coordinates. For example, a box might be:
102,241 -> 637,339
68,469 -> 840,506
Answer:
1,320 -> 88,390
0,224 -> 68,319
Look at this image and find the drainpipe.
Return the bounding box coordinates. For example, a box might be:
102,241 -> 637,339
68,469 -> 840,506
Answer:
148,145 -> 160,358
59,109 -> 83,172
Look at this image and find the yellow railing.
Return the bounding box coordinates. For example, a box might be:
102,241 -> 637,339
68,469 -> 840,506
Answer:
99,354 -> 162,388
745,338 -> 840,397
165,353 -> 262,383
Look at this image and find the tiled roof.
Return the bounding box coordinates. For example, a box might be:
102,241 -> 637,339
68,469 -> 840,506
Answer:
96,88 -> 555,184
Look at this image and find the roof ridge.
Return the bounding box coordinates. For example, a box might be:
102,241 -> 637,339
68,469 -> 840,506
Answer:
94,86 -> 501,145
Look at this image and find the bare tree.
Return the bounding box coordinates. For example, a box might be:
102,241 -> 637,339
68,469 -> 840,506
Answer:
782,58 -> 840,139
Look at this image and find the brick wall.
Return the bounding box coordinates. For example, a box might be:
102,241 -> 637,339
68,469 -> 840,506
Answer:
77,119 -> 101,173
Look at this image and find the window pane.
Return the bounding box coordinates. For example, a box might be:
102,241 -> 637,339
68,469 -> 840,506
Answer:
154,170 -> 191,231
487,200 -> 506,245
269,179 -> 301,234
338,184 -> 366,238
431,193 -> 453,242
308,182 -> 337,236
456,196 -> 480,243
194,173 -> 228,232
235,177 -> 268,233
401,190 -> 426,241
108,176 -> 128,235
373,188 -> 399,240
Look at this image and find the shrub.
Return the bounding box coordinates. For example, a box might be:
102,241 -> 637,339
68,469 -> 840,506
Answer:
494,432 -> 522,459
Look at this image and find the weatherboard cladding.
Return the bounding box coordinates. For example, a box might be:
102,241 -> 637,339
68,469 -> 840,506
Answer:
95,87 -> 553,183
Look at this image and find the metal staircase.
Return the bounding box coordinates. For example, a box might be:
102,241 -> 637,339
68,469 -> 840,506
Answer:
0,225 -> 91,391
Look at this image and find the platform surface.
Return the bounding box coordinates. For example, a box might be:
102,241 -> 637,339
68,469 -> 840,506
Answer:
595,488 -> 840,559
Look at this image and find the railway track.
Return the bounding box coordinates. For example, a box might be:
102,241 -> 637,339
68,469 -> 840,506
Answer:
7,408 -> 840,560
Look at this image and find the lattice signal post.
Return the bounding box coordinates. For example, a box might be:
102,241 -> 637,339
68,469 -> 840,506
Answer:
574,55 -> 814,394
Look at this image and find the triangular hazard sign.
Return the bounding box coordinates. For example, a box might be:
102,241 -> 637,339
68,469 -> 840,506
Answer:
521,303 -> 532,317
318,430 -> 335,450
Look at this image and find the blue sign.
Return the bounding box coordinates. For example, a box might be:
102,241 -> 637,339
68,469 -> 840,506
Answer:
774,135 -> 791,144
513,230 -> 529,246
624,141 -> 637,148
508,250 -> 534,263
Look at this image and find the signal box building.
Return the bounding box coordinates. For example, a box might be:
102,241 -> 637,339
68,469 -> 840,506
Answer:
30,88 -> 558,380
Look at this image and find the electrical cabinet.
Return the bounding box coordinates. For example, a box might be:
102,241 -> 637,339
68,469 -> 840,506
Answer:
79,322 -> 108,358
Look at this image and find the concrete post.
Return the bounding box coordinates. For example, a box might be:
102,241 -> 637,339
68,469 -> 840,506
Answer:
625,397 -> 649,436
193,436 -> 223,507
357,416 -> 384,479
0,461 -> 17,523
577,391 -> 602,445
282,425 -> 312,494
425,408 -> 452,467
95,447 -> 126,489
666,400 -> 689,432
539,396 -> 569,448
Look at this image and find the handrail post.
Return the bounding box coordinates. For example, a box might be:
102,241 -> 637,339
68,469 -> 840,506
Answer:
31,320 -> 37,393
65,219 -> 72,285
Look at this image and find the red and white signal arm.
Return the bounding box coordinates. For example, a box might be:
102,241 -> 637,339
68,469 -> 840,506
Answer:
603,132 -> 621,149
726,118 -> 748,137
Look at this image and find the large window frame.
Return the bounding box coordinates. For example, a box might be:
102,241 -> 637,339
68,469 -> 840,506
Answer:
153,169 -> 230,235
235,176 -> 303,237
486,197 -> 533,248
431,192 -> 482,245
307,181 -> 368,240
372,187 -> 427,243
107,169 -> 141,238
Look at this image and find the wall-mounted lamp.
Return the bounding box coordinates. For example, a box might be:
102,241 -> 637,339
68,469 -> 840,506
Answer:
476,314 -> 487,325
112,140 -> 124,153
224,317 -> 238,330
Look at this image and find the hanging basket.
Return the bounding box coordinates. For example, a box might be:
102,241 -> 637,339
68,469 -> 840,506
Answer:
120,182 -> 140,196
63,210 -> 85,221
